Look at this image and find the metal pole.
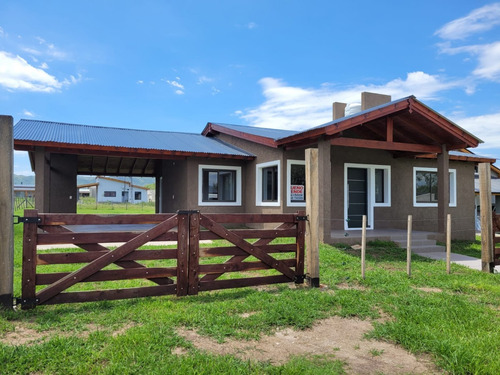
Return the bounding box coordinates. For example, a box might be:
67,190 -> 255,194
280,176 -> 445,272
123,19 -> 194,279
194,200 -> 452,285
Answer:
446,214 -> 451,274
0,115 -> 14,309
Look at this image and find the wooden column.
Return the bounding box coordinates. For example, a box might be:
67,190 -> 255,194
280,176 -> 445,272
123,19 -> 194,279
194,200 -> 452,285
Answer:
305,148 -> 320,287
437,145 -> 450,234
479,163 -> 494,273
0,115 -> 14,309
317,138 -> 332,242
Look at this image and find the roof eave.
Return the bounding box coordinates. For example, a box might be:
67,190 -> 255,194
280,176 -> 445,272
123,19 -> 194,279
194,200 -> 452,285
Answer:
203,122 -> 279,148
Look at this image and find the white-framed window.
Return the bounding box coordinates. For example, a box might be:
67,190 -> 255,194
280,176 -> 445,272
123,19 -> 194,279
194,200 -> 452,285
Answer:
413,167 -> 456,207
198,165 -> 242,206
256,160 -> 280,207
287,160 -> 306,207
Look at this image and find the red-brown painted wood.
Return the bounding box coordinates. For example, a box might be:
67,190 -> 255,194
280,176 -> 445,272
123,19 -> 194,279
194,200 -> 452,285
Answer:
21,209 -> 39,308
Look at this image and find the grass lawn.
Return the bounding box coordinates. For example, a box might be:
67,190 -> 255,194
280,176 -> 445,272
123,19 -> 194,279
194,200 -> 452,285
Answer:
1,210 -> 499,374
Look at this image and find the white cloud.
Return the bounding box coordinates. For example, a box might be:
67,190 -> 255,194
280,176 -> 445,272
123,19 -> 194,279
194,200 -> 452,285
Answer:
453,111 -> 500,146
23,110 -> 35,117
197,75 -> 213,84
435,3 -> 500,40
137,80 -> 144,84
247,22 -> 257,29
473,41 -> 500,80
162,78 -> 185,94
240,73 -> 462,130
39,62 -> 49,69
0,51 -> 65,92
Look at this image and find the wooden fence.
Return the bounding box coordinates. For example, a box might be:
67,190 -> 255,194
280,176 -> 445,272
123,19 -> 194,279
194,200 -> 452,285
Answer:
19,209 -> 305,309
493,213 -> 500,266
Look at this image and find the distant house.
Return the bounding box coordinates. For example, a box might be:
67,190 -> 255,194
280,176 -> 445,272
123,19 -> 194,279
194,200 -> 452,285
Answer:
77,176 -> 149,204
13,184 -> 35,199
474,162 -> 500,219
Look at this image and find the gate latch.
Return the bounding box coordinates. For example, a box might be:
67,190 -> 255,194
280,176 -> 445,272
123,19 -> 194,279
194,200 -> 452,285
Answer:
13,215 -> 41,225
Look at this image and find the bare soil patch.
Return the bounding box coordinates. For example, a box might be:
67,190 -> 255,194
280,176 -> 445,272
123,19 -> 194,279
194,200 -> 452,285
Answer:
0,322 -> 136,346
177,316 -> 438,374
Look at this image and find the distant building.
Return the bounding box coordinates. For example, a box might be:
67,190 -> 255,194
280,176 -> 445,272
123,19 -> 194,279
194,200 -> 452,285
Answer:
77,176 -> 149,203
14,184 -> 35,198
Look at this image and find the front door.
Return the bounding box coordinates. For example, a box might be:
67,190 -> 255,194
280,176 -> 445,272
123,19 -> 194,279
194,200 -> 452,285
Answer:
347,167 -> 368,229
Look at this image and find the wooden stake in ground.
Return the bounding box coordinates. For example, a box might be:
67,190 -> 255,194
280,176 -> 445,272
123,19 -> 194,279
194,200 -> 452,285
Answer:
361,215 -> 366,279
446,214 -> 451,274
479,163 -> 494,273
0,115 -> 14,309
407,215 -> 412,277
305,148 -> 319,287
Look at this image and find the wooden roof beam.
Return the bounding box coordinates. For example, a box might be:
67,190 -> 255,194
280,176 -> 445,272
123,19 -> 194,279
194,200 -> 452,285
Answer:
408,98 -> 480,147
330,137 -> 442,153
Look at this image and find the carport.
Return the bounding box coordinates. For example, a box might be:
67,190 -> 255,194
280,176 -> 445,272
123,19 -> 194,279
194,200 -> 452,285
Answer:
13,119 -> 254,213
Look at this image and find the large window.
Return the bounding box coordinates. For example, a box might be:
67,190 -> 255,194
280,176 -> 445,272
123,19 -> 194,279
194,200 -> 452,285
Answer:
198,165 -> 241,206
103,191 -> 116,197
256,160 -> 280,206
287,160 -> 306,206
413,167 -> 456,207
134,191 -> 142,200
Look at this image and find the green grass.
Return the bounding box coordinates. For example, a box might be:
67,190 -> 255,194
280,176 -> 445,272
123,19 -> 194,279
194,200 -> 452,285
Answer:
2,218 -> 500,374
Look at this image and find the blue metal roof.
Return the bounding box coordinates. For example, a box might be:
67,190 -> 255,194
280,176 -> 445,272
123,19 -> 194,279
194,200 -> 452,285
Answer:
14,119 -> 254,157
209,122 -> 299,141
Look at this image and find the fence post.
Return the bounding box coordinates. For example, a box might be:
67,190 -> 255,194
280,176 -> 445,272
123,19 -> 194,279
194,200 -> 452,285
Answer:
479,163 -> 494,273
361,215 -> 366,279
176,211 -> 189,296
21,209 -> 39,309
407,215 -> 412,277
446,214 -> 451,274
188,211 -> 200,295
305,148 -> 320,287
295,210 -> 306,283
0,116 -> 14,309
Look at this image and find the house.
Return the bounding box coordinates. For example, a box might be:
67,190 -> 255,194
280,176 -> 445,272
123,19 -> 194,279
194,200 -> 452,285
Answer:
77,176 -> 149,203
13,184 -> 35,199
13,92 -> 496,243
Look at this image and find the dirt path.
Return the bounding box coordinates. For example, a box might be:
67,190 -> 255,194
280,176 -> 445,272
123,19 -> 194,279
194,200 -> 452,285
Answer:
177,316 -> 439,374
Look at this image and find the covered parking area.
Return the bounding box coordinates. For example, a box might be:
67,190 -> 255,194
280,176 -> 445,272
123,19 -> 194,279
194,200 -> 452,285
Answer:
13,119 -> 254,213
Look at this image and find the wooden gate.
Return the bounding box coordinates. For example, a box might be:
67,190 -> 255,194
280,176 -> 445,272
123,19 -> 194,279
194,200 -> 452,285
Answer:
493,213 -> 500,266
19,210 -> 305,308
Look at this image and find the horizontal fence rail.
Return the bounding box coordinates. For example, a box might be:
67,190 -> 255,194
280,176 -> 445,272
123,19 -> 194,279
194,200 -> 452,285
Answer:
20,209 -> 305,308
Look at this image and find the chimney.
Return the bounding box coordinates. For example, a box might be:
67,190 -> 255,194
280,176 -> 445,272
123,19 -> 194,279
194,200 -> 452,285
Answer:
361,92 -> 391,111
332,102 -> 346,120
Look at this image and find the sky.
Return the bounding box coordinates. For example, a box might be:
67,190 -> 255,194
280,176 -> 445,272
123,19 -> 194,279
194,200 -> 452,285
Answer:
1,0 -> 500,175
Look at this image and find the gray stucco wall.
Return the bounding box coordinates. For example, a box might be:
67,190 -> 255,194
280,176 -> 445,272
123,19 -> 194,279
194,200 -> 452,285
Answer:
330,146 -> 476,240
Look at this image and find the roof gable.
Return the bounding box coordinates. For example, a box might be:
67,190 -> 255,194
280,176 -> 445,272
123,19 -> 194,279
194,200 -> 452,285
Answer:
204,96 -> 483,157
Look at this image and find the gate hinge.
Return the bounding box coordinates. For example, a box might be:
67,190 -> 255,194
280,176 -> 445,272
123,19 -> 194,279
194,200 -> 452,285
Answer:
13,215 -> 41,225
16,297 -> 40,309
296,215 -> 308,221
294,274 -> 305,284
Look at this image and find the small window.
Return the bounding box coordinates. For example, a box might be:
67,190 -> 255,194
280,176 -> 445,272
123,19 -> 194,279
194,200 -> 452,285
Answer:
202,169 -> 236,202
104,191 -> 116,197
413,167 -> 456,207
256,160 -> 281,206
198,165 -> 242,206
134,191 -> 142,200
287,160 -> 306,206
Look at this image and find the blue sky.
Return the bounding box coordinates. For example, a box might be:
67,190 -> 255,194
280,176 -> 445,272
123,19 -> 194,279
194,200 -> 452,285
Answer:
1,1 -> 500,175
